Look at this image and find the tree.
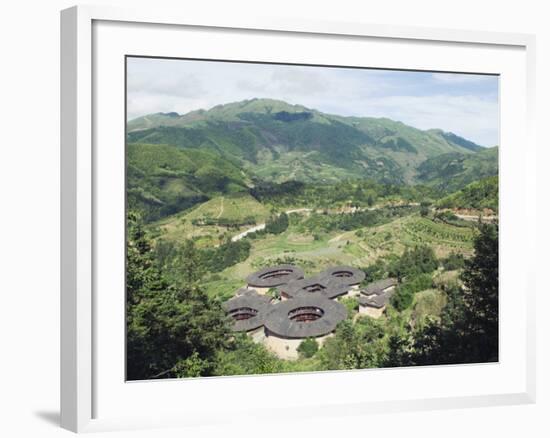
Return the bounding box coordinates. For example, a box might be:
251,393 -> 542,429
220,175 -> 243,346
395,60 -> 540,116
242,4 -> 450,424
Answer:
384,334 -> 411,367
126,211 -> 231,380
390,273 -> 432,312
319,319 -> 385,370
388,245 -> 438,281
391,285 -> 414,311
340,297 -> 359,317
297,338 -> 319,358
460,223 -> 499,362
393,223 -> 499,366
361,258 -> 389,284
265,212 -> 289,234
441,252 -> 465,271
215,334 -> 282,376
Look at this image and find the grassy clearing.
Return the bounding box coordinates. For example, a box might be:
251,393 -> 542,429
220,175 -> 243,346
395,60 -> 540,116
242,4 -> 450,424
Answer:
203,277 -> 243,301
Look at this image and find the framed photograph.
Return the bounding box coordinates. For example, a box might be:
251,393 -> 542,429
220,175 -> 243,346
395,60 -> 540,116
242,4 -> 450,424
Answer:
61,5 -> 536,433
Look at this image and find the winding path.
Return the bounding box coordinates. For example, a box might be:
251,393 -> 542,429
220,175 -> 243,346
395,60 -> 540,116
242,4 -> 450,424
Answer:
231,223 -> 266,242
216,197 -> 225,219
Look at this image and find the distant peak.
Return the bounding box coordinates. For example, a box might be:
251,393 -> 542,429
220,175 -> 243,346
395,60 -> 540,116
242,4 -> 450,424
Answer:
429,129 -> 483,152
158,111 -> 180,118
207,98 -> 311,114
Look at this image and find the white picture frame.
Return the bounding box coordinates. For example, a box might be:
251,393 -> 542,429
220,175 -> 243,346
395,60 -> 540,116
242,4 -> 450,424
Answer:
60,5 -> 537,433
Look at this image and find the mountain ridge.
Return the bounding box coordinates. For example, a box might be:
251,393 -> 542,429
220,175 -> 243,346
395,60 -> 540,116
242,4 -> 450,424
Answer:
127,98 -> 489,184
128,98 -> 486,152
126,98 -> 497,221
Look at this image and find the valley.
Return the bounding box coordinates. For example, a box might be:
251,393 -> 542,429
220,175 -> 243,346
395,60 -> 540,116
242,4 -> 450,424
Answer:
126,98 -> 499,379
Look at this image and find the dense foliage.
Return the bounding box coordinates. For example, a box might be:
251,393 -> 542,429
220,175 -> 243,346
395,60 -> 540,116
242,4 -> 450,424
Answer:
319,318 -> 387,370
441,252 -> 466,270
391,273 -> 434,311
387,223 -> 499,365
250,179 -> 440,210
264,212 -> 289,234
416,147 -> 498,192
297,338 -> 319,358
436,176 -> 498,212
127,144 -> 246,222
155,238 -> 251,284
388,245 -> 439,281
126,212 -> 231,380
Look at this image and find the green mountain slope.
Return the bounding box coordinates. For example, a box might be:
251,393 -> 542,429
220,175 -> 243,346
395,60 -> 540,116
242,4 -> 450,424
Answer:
436,176 -> 498,211
127,143 -> 251,221
415,147 -> 498,191
127,99 -> 498,221
128,98 -> 487,185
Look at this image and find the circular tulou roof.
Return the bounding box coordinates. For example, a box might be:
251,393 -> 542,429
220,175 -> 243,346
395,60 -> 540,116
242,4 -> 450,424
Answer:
246,264 -> 305,288
278,276 -> 351,300
264,296 -> 347,339
319,265 -> 365,286
222,290 -> 271,332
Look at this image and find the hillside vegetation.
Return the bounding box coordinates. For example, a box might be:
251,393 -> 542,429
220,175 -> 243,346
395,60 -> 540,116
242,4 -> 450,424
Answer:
126,99 -> 499,380
416,147 -> 498,191
127,143 -> 251,221
436,176 -> 498,212
154,193 -> 271,247
127,99 -> 496,189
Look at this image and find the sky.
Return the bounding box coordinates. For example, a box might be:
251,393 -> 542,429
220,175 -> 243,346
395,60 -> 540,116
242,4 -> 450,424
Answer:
127,57 -> 499,147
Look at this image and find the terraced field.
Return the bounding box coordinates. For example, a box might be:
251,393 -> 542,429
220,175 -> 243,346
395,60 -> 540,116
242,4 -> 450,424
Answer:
201,212 -> 477,299
343,215 -> 476,263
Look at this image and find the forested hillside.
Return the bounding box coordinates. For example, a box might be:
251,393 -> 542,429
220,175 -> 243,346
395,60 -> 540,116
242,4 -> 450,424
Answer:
436,176 -> 498,211
127,99 -> 498,222
128,99 -> 496,183
416,147 -> 498,191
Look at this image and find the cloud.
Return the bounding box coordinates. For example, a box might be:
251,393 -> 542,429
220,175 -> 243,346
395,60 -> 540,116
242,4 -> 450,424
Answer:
354,94 -> 498,146
270,68 -> 327,95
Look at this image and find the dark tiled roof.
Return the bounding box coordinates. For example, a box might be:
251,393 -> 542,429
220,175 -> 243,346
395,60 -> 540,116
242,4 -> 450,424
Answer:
235,287 -> 253,296
278,276 -> 351,300
319,265 -> 366,286
264,296 -> 347,339
222,291 -> 271,332
360,278 -> 398,296
246,264 -> 305,288
359,288 -> 396,309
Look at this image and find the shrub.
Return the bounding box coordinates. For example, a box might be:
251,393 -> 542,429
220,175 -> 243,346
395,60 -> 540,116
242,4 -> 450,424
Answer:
407,273 -> 434,292
388,245 -> 438,280
265,212 -> 289,234
391,285 -> 414,311
267,287 -> 280,300
340,297 -> 359,317
391,273 -> 433,312
297,338 -> 319,358
441,252 -> 465,270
